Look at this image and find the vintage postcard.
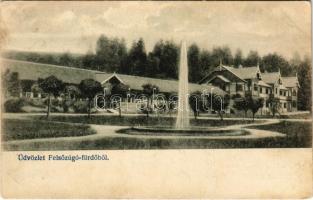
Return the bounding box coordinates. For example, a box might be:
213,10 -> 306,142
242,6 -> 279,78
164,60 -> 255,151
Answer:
0,1 -> 312,198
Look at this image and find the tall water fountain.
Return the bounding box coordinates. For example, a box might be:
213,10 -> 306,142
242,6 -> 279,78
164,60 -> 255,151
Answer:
175,41 -> 190,129
118,41 -> 247,137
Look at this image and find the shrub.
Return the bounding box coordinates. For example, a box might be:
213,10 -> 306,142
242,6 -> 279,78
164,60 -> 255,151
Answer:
73,101 -> 88,113
4,98 -> 26,112
27,98 -> 46,108
62,100 -> 74,113
43,98 -> 62,107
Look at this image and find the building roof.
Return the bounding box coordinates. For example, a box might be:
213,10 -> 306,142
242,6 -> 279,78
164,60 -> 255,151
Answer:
2,58 -> 225,95
226,66 -> 260,80
1,58 -> 96,84
212,65 -> 260,80
207,75 -> 230,83
257,80 -> 271,87
96,73 -> 225,95
282,76 -> 299,88
260,72 -> 280,84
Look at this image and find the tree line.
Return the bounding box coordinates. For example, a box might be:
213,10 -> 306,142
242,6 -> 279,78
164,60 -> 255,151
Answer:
2,34 -> 311,111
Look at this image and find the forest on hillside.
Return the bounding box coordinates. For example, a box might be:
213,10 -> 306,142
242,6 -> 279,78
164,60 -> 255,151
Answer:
2,34 -> 312,110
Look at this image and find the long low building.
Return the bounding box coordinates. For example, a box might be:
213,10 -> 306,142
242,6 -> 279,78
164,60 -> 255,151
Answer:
1,58 -> 225,99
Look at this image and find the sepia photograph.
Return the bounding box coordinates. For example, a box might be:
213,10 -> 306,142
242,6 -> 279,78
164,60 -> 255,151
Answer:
0,1 -> 312,199
0,1 -> 311,151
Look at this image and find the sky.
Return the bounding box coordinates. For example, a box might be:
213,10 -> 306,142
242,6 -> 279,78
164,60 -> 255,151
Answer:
0,1 -> 311,58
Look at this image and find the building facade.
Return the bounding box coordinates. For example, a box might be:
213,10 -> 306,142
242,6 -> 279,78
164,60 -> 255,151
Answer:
199,63 -> 300,114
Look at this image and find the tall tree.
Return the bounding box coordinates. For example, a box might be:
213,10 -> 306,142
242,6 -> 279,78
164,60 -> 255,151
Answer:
297,56 -> 312,111
199,50 -> 212,75
82,50 -> 97,70
234,49 -> 243,68
244,50 -> 260,67
128,38 -> 147,76
38,76 -> 64,118
261,53 -> 291,75
211,46 -> 233,66
95,35 -> 128,72
188,43 -> 201,83
78,79 -> 103,118
148,40 -> 179,79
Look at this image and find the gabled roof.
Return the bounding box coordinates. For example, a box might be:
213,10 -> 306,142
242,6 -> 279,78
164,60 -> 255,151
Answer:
261,72 -> 280,84
213,65 -> 247,82
96,73 -> 225,95
207,75 -> 230,83
227,66 -> 260,80
258,80 -> 271,87
282,76 -> 299,88
202,65 -> 260,83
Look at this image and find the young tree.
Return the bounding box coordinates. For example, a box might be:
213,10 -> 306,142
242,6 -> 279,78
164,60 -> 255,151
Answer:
189,91 -> 202,119
247,96 -> 264,121
3,70 -> 21,98
38,76 -> 64,118
204,93 -> 230,121
110,83 -> 130,117
142,83 -> 159,117
267,95 -> 281,117
78,79 -> 103,118
233,96 -> 249,118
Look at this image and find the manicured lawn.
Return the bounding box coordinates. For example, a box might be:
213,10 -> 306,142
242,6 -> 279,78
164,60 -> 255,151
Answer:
34,115 -> 260,127
2,119 -> 96,141
248,121 -> 312,147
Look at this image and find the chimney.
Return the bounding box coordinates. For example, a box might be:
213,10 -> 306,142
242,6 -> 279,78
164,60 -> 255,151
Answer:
219,59 -> 223,71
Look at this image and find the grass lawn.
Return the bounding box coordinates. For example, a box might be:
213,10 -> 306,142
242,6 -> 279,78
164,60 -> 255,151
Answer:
248,121 -> 312,147
34,115 -> 260,127
2,119 -> 96,141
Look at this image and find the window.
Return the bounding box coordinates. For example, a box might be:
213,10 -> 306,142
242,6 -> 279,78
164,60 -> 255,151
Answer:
293,90 -> 297,96
254,85 -> 258,91
284,103 -> 287,108
278,79 -> 282,84
275,88 -> 278,94
236,84 -> 243,92
292,101 -> 297,108
266,88 -> 269,94
280,90 -> 282,96
26,92 -> 32,98
259,87 -> 263,93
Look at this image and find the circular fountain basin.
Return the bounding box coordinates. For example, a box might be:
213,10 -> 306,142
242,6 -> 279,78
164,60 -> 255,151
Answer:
116,126 -> 249,137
